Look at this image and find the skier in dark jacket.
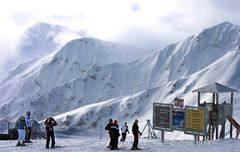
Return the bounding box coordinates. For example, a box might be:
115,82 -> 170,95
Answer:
110,120 -> 120,150
44,117 -> 57,149
105,119 -> 113,148
131,119 -> 142,150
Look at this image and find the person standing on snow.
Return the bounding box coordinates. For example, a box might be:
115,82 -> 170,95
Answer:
110,120 -> 120,150
131,119 -> 142,150
15,116 -> 27,146
25,111 -> 32,143
120,122 -> 129,142
105,119 -> 113,148
44,117 -> 57,149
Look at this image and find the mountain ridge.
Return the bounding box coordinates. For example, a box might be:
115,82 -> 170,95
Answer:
0,22 -> 240,139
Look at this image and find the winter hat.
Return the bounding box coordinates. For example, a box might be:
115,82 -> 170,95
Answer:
109,119 -> 113,123
26,111 -> 31,115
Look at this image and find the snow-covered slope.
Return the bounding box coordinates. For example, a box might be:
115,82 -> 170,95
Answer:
0,38 -> 150,122
1,135 -> 240,152
0,22 -> 240,140
156,21 -> 240,81
51,44 -> 240,140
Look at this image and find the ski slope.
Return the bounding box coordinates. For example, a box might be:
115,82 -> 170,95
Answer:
0,135 -> 240,152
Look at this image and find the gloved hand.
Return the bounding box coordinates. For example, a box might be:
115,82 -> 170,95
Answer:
139,132 -> 142,136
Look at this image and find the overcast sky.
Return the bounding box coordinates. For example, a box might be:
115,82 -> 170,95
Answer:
0,0 -> 240,72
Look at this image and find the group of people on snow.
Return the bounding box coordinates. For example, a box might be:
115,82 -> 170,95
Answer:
15,111 -> 57,149
15,111 -> 32,146
105,118 -> 142,150
15,112 -> 142,150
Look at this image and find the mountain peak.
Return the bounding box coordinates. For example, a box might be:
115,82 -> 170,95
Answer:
200,21 -> 236,35
30,21 -> 52,28
216,21 -> 233,27
195,21 -> 240,42
56,37 -> 148,67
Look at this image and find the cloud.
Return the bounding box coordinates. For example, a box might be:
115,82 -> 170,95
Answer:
211,0 -> 240,11
0,12 -> 22,73
130,3 -> 141,12
0,0 -> 240,72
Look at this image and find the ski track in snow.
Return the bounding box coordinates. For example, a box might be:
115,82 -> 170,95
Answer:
0,135 -> 240,152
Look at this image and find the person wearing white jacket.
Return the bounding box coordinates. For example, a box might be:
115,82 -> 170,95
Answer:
120,122 -> 130,142
25,111 -> 32,143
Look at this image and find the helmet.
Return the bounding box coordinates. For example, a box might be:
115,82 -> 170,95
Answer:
26,111 -> 31,115
109,119 -> 113,123
134,119 -> 138,123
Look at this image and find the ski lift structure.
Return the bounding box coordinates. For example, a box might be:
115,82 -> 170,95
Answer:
153,82 -> 239,143
192,82 -> 239,140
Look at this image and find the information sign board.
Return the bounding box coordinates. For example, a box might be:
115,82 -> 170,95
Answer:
172,109 -> 185,131
184,106 -> 207,136
153,103 -> 173,131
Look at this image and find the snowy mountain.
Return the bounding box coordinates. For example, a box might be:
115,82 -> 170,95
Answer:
0,38 -> 150,125
0,21 -> 240,140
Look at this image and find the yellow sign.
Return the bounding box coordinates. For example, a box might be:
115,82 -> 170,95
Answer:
185,108 -> 205,133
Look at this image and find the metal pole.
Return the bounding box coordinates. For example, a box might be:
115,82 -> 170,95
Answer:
198,92 -> 201,106
211,93 -> 215,140
230,92 -> 233,138
149,123 -> 157,139
216,93 -> 219,139
100,125 -> 102,140
147,123 -> 149,140
194,135 -> 197,145
161,130 -> 164,143
8,122 -> 10,134
147,119 -> 150,140
213,93 -> 215,105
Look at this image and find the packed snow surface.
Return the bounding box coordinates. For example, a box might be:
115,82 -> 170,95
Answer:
0,135 -> 240,152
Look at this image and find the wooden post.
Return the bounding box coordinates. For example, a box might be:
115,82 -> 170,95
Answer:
230,92 -> 233,138
161,130 -> 164,143
208,124 -> 210,140
221,120 -> 226,139
216,93 -> 219,139
213,93 -> 215,105
198,92 -> 201,106
212,93 -> 215,140
8,122 -> 10,135
194,135 -> 197,144
211,123 -> 214,140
